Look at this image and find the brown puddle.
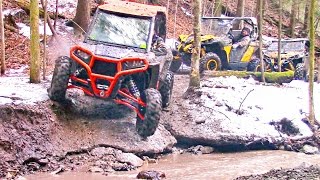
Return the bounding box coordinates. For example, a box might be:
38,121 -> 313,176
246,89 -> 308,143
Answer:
26,150 -> 320,180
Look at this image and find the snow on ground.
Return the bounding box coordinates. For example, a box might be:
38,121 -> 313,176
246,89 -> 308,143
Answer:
0,76 -> 51,105
198,76 -> 319,138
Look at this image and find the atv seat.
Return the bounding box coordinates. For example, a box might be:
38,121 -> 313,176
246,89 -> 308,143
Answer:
230,30 -> 242,39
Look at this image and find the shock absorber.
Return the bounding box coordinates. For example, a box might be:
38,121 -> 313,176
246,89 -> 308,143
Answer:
128,77 -> 140,98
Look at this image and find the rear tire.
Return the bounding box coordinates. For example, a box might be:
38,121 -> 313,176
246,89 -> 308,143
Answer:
48,56 -> 71,103
159,71 -> 174,108
294,63 -> 305,80
199,52 -> 221,73
136,88 -> 162,138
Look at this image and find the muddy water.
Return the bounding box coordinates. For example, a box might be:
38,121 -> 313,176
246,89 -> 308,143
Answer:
26,150 -> 320,180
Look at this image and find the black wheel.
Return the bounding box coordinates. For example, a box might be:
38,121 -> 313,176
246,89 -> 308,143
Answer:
247,58 -> 268,72
169,59 -> 182,72
159,71 -> 174,108
48,56 -> 71,103
136,88 -> 162,138
199,52 -> 221,73
294,63 -> 306,80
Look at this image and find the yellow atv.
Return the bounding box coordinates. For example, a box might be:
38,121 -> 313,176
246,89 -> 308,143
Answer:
248,38 -> 310,73
170,17 -> 259,72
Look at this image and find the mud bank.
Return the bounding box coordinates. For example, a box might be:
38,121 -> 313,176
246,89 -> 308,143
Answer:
0,101 -> 175,178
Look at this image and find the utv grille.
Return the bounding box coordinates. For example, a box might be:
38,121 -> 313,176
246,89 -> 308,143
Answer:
92,60 -> 117,76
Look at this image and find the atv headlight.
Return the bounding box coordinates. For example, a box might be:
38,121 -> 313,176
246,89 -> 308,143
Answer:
122,60 -> 146,70
74,49 -> 91,64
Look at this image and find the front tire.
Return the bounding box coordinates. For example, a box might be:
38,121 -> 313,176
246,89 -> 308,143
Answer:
136,88 -> 162,138
48,56 -> 71,103
169,59 -> 182,72
247,58 -> 267,72
159,71 -> 174,108
200,52 -> 221,73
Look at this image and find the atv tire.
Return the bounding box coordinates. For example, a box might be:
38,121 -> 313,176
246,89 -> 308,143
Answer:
159,71 -> 174,108
169,59 -> 182,72
247,58 -> 264,72
48,56 -> 71,103
294,63 -> 318,82
136,88 -> 162,138
294,63 -> 306,80
200,52 -> 221,73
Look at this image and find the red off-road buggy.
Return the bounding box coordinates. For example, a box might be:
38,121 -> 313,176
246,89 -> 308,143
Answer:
48,1 -> 174,137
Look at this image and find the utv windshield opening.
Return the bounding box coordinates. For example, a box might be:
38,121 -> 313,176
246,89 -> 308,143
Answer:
87,10 -> 152,49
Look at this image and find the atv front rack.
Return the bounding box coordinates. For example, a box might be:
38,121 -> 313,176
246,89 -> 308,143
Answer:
68,45 -> 149,119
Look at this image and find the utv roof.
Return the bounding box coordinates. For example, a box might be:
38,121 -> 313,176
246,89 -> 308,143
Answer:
98,0 -> 167,17
201,16 -> 257,24
269,38 -> 309,42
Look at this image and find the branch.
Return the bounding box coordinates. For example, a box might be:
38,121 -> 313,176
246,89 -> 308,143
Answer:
237,89 -> 254,115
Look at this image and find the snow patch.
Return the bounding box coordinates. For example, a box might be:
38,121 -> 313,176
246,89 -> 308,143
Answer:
0,77 -> 51,105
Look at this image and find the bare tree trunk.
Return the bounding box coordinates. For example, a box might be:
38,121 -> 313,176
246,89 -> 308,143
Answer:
189,0 -> 201,88
258,0 -> 265,82
73,0 -> 91,35
308,0 -> 316,125
234,0 -> 245,29
54,0 -> 58,29
303,1 -> 310,31
290,0 -> 297,37
277,0 -> 282,72
213,0 -> 221,16
255,0 -> 266,30
42,0 -> 47,80
0,0 -> 5,75
173,0 -> 178,38
30,0 -> 40,83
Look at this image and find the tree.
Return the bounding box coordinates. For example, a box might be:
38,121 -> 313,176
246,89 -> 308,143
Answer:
189,0 -> 201,88
234,0 -> 245,29
213,0 -> 222,16
42,0 -> 47,80
30,0 -> 40,83
0,0 -> 5,75
290,0 -> 297,37
73,0 -> 91,35
277,0 -> 282,72
303,1 -> 310,31
258,0 -> 265,82
308,0 -> 316,125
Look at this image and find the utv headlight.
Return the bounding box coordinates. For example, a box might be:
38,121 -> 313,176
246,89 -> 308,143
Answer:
74,49 -> 91,64
123,60 -> 146,70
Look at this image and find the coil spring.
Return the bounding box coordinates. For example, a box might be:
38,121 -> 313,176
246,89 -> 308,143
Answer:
128,78 -> 140,98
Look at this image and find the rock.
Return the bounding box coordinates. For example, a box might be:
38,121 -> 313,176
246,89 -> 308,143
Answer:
199,146 -> 215,154
195,119 -> 206,124
27,162 -> 40,170
137,170 -> 166,179
90,147 -> 114,158
50,165 -> 65,175
302,145 -> 319,154
94,160 -> 107,167
38,158 -> 49,166
143,156 -> 157,164
111,162 -> 135,171
215,101 -> 223,107
89,166 -> 104,173
115,152 -> 143,167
